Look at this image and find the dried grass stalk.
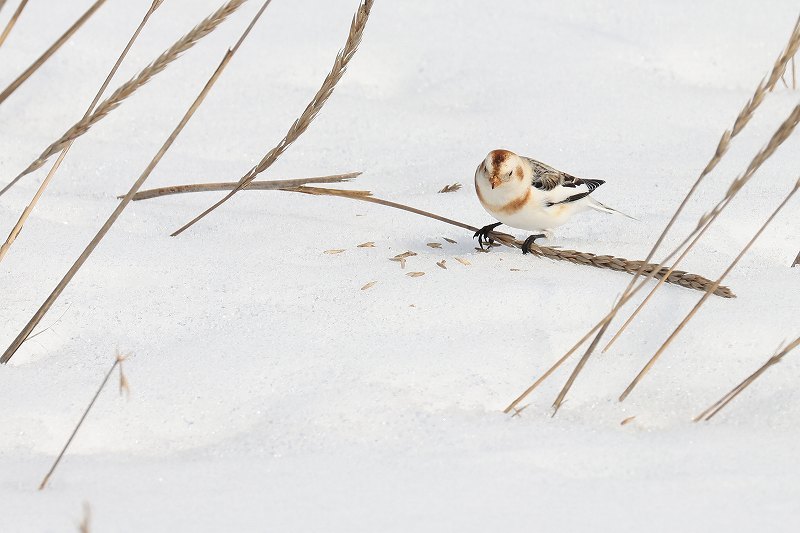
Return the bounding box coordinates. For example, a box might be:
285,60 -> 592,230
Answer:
0,0 -> 106,100
541,16 -> 800,415
792,250 -> 800,267
170,0 -> 375,236
1,0 -> 259,364
39,352 -> 129,490
0,0 -> 28,48
281,186 -> 733,296
438,183 -> 462,193
0,0 -> 246,197
0,0 -> 8,16
0,0 -> 164,264
127,172 -> 361,201
695,336 -> 800,421
619,177 -> 800,401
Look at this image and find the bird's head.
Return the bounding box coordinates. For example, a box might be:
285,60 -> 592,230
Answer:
479,149 -> 524,189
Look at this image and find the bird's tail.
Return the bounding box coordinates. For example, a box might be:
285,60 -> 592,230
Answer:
587,197 -> 638,220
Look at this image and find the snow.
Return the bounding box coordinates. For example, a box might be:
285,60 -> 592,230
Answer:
1,0 -> 799,531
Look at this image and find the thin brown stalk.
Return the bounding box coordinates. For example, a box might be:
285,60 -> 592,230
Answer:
0,0 -> 8,16
619,177 -> 800,401
540,15 -> 800,415
0,0 -> 29,48
792,250 -> 800,267
39,352 -> 128,490
0,0 -> 261,364
0,0 -> 246,197
282,185 -> 733,296
171,0 -> 375,236
127,172 -> 361,201
0,0 -> 106,101
0,0 -> 164,264
694,336 -> 800,421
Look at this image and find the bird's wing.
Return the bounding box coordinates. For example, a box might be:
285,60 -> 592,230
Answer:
522,156 -> 605,193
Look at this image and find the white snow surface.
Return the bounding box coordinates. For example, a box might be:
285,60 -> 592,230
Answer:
1,0 -> 799,531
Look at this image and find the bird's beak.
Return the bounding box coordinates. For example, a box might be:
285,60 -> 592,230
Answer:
489,176 -> 501,189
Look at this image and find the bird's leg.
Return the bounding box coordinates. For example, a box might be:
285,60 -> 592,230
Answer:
521,233 -> 547,254
473,222 -> 503,249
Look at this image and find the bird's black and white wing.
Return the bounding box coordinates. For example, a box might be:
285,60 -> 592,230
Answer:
522,156 -> 605,205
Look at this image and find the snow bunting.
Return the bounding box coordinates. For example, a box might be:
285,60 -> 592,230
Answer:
474,149 -> 632,252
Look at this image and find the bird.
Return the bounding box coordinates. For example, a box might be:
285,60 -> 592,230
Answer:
473,149 -> 633,252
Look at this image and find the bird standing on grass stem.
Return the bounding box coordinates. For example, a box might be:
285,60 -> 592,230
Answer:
474,149 -> 634,252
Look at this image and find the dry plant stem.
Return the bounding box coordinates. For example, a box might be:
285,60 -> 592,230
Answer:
171,0 -> 375,236
0,0 -> 245,197
283,186 -> 733,297
538,16 -> 800,414
0,0 -> 163,264
0,0 -> 7,16
694,336 -> 800,421
39,355 -> 123,490
792,250 -> 800,267
0,0 -> 28,48
619,178 -> 800,401
0,0 -> 106,102
0,0 -> 260,364
128,172 -> 361,200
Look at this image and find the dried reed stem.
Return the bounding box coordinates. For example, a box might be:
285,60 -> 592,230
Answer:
619,177 -> 800,401
0,0 -> 245,197
695,336 -> 800,421
171,0 -> 375,236
0,0 -> 258,364
39,352 -> 128,490
540,15 -> 800,415
127,172 -> 362,200
282,186 -> 733,296
0,0 -> 106,101
0,0 -> 29,48
0,0 -> 163,264
0,0 -> 8,16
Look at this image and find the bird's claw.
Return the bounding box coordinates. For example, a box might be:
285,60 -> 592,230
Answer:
474,222 -> 503,250
521,233 -> 547,255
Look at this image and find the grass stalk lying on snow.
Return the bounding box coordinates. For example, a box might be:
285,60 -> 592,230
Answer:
0,0 -> 29,48
126,172 -> 362,200
533,15 -> 800,416
694,336 -> 800,421
0,0 -> 164,264
0,0 -> 245,197
619,176 -> 800,401
39,352 -> 129,490
0,0 -> 107,101
280,185 -> 734,297
0,0 -> 258,364
793,250 -> 800,267
170,0 -> 375,236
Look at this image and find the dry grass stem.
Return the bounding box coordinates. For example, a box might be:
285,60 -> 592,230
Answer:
357,241 -> 375,248
438,183 -> 462,193
171,0 -> 374,236
1,0 -> 262,364
0,0 -> 8,16
39,352 -> 128,490
0,0 -> 164,264
324,249 -> 345,254
128,172 -> 361,200
454,257 -> 470,266
427,242 -> 442,248
544,16 -> 800,415
0,0 -> 246,197
0,0 -> 29,48
280,186 -> 733,296
78,502 -> 92,533
443,237 -> 457,244
695,336 -> 800,421
407,272 -> 425,277
360,280 -> 377,290
619,177 -> 800,401
620,416 -> 636,426
0,0 -> 107,102
792,250 -> 800,267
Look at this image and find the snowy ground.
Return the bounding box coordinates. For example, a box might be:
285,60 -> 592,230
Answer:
1,1 -> 799,531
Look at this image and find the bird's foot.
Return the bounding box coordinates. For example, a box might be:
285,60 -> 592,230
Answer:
521,233 -> 547,254
473,222 -> 503,250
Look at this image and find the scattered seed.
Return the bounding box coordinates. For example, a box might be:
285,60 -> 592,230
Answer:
620,416 -> 636,426
427,242 -> 442,249
455,257 -> 471,266
436,260 -> 447,269
443,237 -> 457,244
407,272 -> 425,277
475,247 -> 490,253
324,249 -> 345,254
393,251 -> 417,259
438,182 -> 462,193
360,281 -> 377,291
389,257 -> 407,269
357,242 -> 375,248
